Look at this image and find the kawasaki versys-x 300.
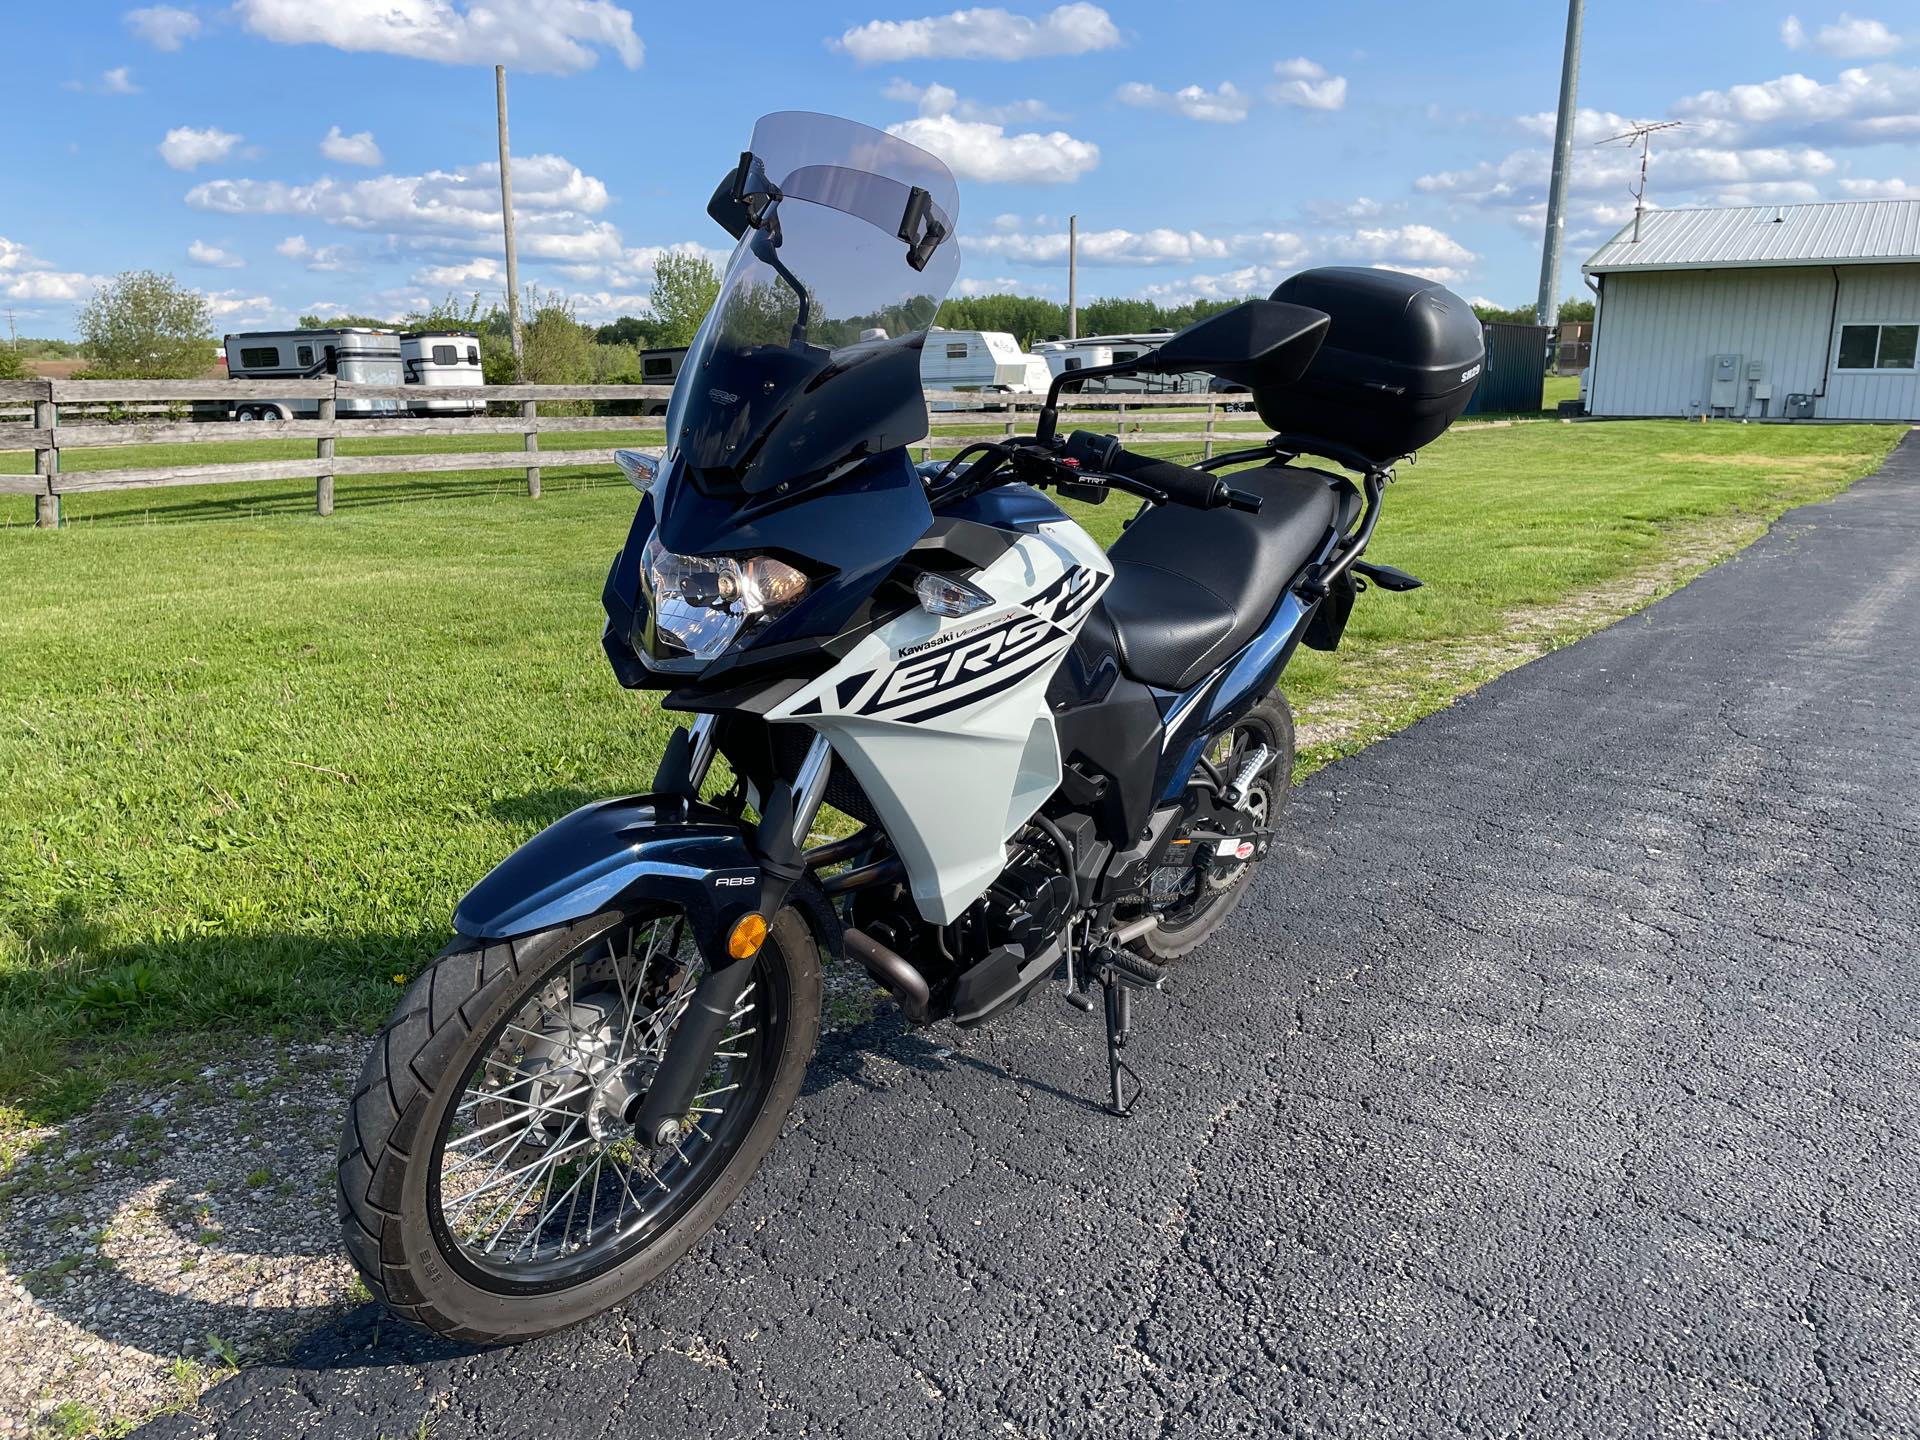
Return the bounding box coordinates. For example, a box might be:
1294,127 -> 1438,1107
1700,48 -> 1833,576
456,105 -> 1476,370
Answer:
339,111 -> 1485,1342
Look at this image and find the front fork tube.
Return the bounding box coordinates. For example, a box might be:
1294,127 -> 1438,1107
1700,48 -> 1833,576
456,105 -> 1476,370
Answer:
635,729 -> 830,1146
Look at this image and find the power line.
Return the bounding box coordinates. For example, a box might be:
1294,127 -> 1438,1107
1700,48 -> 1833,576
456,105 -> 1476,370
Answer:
1595,120 -> 1685,242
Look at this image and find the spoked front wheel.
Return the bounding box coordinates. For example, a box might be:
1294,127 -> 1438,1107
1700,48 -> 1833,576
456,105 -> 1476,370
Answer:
339,906 -> 820,1343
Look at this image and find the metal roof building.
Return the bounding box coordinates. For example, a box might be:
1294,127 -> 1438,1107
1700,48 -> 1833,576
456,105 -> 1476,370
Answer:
1581,200 -> 1920,422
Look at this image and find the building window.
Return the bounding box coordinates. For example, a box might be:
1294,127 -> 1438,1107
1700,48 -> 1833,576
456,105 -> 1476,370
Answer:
296,344 -> 314,366
238,346 -> 280,368
431,344 -> 457,365
1063,357 -> 1082,371
946,342 -> 970,359
1112,349 -> 1138,363
642,357 -> 674,378
466,345 -> 480,365
1838,322 -> 1919,371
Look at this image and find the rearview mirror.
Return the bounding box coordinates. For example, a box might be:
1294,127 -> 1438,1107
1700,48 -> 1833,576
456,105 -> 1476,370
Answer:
706,160 -> 751,240
1134,300 -> 1330,388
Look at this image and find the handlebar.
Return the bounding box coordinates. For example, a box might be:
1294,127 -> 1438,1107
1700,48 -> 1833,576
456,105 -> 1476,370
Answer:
1065,431 -> 1262,514
929,432 -> 1263,515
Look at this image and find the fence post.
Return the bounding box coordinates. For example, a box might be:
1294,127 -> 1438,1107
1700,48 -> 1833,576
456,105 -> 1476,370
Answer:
1203,399 -> 1216,461
522,396 -> 541,498
1118,400 -> 1130,437
33,387 -> 59,528
316,389 -> 336,516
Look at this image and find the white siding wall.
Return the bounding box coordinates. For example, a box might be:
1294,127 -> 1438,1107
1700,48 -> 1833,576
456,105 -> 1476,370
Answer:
1826,265 -> 1920,421
1589,262 -> 1920,421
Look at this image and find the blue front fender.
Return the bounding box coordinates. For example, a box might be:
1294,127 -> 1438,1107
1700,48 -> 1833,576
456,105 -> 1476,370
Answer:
452,794 -> 763,945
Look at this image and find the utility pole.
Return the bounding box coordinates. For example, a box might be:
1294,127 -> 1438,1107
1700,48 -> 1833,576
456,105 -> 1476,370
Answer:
1597,120 -> 1684,242
495,64 -> 525,381
1067,215 -> 1078,340
1534,0 -> 1585,328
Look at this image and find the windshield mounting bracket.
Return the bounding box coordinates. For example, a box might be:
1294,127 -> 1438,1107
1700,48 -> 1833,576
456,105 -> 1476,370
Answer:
897,186 -> 949,273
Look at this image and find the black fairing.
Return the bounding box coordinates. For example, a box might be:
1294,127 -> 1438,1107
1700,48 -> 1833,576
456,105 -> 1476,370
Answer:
1047,607 -> 1169,848
602,448 -> 933,693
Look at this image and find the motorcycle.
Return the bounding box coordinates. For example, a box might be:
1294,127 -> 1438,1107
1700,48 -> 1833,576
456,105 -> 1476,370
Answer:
338,111 -> 1485,1343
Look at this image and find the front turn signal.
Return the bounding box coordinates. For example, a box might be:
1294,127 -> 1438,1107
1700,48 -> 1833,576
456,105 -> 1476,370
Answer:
727,912 -> 769,960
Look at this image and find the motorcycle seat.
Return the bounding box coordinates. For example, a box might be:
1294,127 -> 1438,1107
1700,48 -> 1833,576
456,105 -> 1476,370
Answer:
1101,463 -> 1349,691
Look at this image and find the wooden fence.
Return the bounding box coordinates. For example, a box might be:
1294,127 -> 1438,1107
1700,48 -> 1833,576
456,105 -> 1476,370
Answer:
0,379 -> 1252,527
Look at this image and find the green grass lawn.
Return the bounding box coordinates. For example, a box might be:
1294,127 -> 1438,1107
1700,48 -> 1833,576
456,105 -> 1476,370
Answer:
0,417 -> 1901,1123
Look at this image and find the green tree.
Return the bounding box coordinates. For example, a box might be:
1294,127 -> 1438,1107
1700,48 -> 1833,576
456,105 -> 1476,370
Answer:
77,270 -> 215,378
1558,298 -> 1595,324
595,315 -> 662,348
403,292 -> 490,332
519,288 -> 594,384
649,253 -> 722,348
0,343 -> 26,381
297,313 -> 399,330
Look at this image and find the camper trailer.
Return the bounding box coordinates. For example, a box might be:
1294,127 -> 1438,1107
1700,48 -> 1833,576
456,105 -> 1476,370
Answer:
223,328 -> 405,419
401,331 -> 485,415
919,329 -> 1052,410
637,347 -> 687,415
1034,332 -> 1213,396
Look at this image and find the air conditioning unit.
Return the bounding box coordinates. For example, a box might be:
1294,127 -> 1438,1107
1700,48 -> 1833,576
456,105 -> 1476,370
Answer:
1784,393 -> 1816,420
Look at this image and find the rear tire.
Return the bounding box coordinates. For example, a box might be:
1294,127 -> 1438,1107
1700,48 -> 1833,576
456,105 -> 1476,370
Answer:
338,907 -> 820,1344
1133,691 -> 1294,962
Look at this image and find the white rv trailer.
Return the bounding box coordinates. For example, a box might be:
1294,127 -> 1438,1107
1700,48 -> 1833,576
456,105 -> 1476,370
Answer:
1034,331 -> 1215,395
400,331 -> 485,415
919,329 -> 1052,410
223,328 -> 405,420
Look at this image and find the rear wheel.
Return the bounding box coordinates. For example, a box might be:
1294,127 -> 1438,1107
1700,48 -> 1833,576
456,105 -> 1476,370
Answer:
1133,692 -> 1294,961
338,906 -> 819,1343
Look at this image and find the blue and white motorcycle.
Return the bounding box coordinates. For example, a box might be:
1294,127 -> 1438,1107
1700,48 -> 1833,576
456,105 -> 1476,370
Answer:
339,111 -> 1484,1342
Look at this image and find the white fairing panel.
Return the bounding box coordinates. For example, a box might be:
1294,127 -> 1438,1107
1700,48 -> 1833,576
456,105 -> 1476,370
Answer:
767,518 -> 1112,924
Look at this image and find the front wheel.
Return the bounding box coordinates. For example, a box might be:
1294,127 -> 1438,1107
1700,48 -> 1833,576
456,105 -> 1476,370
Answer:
338,906 -> 820,1343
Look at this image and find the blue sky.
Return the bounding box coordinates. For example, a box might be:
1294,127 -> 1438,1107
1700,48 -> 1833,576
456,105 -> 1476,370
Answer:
4,1 -> 1915,338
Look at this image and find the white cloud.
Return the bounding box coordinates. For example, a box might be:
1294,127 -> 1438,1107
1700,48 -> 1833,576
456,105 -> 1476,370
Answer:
886,114 -> 1099,184
1138,266 -> 1290,305
2,270 -> 107,303
1269,57 -> 1347,111
233,0 -> 643,74
126,5 -> 201,50
953,275 -> 1056,297
275,234 -> 353,271
1782,13 -> 1906,59
1114,80 -> 1248,124
971,226 -> 1232,265
188,240 -> 245,268
1305,195 -> 1392,223
881,78 -> 1059,124
321,126 -> 383,167
413,257 -> 502,288
1836,175 -> 1919,198
0,239 -> 109,305
836,3 -> 1119,63
1673,63 -> 1920,146
66,66 -> 141,94
199,288 -> 276,322
160,126 -> 242,171
189,153 -> 620,257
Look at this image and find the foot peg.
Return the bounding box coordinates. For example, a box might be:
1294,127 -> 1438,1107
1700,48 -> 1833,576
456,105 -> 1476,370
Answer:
1085,946 -> 1166,1117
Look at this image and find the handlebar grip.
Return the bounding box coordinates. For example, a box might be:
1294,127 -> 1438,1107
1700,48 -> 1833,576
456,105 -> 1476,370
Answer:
1103,448 -> 1233,510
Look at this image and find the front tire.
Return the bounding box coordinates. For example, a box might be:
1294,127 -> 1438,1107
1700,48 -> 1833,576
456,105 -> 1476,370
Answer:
338,907 -> 820,1344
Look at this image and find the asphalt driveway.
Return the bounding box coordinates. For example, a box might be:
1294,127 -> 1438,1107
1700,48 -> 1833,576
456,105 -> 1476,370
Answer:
145,434 -> 1920,1440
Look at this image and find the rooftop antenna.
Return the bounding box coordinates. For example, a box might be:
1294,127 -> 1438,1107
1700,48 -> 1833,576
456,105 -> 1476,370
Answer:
1596,120 -> 1684,242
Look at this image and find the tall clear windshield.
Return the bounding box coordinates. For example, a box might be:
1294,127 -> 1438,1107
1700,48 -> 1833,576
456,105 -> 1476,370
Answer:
667,112 -> 962,495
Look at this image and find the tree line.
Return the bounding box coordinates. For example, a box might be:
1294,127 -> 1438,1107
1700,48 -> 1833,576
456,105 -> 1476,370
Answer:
0,257 -> 1599,384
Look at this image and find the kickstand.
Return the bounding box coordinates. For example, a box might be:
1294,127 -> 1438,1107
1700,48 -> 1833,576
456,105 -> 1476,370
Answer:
1103,974 -> 1141,1116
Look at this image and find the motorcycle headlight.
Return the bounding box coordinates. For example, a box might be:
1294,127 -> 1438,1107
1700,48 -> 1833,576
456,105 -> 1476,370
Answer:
641,533 -> 810,665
